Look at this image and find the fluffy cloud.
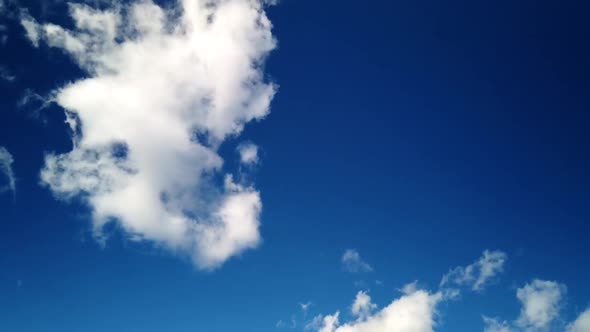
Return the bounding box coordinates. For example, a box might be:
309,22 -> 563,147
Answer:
342,249 -> 373,273
441,250 -> 507,292
237,142 -> 259,165
317,285 -> 442,332
0,146 -> 15,196
21,0 -> 276,269
568,309 -> 590,332
516,279 -> 566,331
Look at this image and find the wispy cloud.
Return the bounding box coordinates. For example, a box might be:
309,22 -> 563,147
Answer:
342,249 -> 373,273
0,146 -> 15,196
440,250 -> 507,292
0,66 -> 15,82
21,0 -> 276,269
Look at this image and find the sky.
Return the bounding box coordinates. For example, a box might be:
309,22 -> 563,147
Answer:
1,0 -> 590,331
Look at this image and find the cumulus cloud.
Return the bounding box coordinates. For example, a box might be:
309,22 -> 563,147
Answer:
317,285 -> 442,332
441,250 -> 507,292
516,279 -> 566,331
237,142 -> 259,165
21,0 -> 276,269
568,309 -> 590,332
342,249 -> 373,273
0,146 -> 16,196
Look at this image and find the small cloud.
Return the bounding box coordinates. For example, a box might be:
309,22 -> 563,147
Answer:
440,250 -> 507,292
0,66 -> 15,82
300,301 -> 312,315
483,316 -> 514,332
341,249 -> 373,273
516,279 -> 565,330
0,146 -> 16,197
237,142 -> 259,165
19,10 -> 41,47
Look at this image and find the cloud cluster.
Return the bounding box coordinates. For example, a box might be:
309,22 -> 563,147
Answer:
441,250 -> 507,292
0,146 -> 15,196
342,249 -> 373,273
21,0 -> 276,269
308,250 -> 505,332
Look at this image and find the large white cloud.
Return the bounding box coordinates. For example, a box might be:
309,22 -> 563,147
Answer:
21,0 -> 276,269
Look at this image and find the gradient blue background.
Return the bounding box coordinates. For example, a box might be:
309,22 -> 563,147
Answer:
1,0 -> 589,331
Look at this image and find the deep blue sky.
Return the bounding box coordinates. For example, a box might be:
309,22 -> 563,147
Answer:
1,0 -> 590,331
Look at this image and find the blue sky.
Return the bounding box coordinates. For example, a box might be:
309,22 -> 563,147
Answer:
1,0 -> 590,331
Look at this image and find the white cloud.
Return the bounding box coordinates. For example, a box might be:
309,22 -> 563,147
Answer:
568,309 -> 590,332
516,279 -> 565,331
22,0 -> 276,269
441,250 -> 507,292
237,142 -> 259,165
351,291 -> 377,321
20,11 -> 40,47
342,249 -> 373,273
483,317 -> 515,332
0,146 -> 16,196
318,285 -> 442,332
